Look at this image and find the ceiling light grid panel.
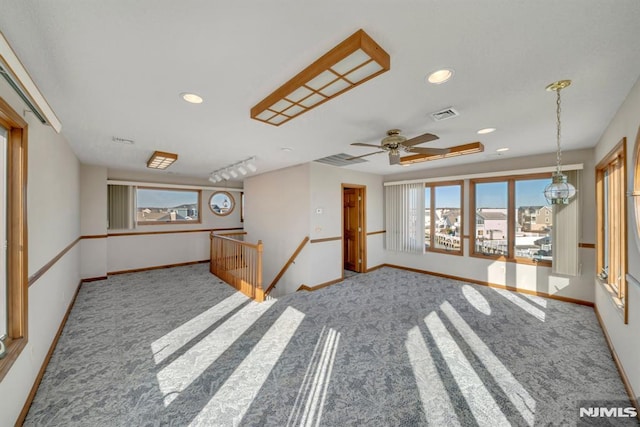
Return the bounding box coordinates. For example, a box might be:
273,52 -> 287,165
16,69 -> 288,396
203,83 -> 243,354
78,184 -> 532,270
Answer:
147,151 -> 178,169
251,29 -> 390,126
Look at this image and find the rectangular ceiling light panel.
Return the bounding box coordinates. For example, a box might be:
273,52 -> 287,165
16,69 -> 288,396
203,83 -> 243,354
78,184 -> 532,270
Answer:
147,151 -> 178,169
399,142 -> 485,165
251,29 -> 390,126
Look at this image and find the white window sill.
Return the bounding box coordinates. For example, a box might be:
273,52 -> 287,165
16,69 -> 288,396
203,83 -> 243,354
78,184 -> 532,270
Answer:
596,277 -> 625,321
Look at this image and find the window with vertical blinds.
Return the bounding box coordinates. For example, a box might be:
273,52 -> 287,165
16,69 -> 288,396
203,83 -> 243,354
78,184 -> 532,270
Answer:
552,170 -> 581,275
108,185 -> 135,230
385,183 -> 425,253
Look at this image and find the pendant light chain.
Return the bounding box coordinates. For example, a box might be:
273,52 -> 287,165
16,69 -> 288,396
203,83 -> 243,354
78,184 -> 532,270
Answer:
543,79 -> 575,205
556,88 -> 562,176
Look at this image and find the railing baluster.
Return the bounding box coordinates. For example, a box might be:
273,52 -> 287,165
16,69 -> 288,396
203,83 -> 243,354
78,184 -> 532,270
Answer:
210,232 -> 264,302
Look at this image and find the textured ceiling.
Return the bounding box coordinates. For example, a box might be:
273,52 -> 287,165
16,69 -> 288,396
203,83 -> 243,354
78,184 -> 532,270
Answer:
1,0 -> 640,179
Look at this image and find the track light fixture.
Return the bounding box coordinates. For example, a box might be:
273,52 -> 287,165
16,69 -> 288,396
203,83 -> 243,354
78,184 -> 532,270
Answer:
209,157 -> 257,182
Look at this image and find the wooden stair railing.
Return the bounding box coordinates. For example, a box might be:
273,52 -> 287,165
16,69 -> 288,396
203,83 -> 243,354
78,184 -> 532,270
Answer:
210,232 -> 264,302
264,236 -> 310,297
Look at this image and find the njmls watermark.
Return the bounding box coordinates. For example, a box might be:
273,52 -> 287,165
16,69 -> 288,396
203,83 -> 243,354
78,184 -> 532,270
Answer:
579,407 -> 637,418
578,401 -> 638,425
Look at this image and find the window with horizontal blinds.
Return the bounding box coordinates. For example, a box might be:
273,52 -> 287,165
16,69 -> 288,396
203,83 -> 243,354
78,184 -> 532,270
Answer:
107,184 -> 135,230
385,183 -> 424,253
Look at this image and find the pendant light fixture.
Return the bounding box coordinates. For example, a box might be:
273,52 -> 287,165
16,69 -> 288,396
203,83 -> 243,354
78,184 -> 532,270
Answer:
543,80 -> 576,205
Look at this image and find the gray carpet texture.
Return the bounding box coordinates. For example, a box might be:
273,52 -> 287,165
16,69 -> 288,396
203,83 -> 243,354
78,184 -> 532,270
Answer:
24,264 -> 636,426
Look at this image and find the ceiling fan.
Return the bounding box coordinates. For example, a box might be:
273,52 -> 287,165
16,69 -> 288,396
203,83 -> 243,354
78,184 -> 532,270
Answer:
348,129 -> 450,165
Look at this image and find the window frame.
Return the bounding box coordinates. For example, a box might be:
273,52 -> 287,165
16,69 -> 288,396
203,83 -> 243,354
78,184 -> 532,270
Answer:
0,97 -> 28,381
596,137 -> 627,323
208,191 -> 235,217
633,127 -> 640,248
470,172 -> 553,267
425,180 -> 464,256
136,186 -> 202,225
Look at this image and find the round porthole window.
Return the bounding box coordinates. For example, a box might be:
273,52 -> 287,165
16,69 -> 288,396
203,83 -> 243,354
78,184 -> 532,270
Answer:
209,191 -> 235,216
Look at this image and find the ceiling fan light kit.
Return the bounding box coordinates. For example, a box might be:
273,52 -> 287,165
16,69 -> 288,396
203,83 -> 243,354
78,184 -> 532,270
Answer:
250,29 -> 390,126
349,129 -> 459,165
543,79 -> 576,205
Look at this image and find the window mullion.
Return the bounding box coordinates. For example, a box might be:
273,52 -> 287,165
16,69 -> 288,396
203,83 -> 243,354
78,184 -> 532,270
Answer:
507,179 -> 515,260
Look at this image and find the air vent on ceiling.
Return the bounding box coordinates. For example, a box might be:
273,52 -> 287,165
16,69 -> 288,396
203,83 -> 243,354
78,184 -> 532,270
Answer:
430,107 -> 459,121
112,136 -> 135,145
315,153 -> 368,167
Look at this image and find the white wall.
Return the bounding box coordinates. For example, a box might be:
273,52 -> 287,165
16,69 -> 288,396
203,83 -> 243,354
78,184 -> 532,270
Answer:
243,162 -> 384,297
104,169 -> 244,273
244,164 -> 311,297
593,74 -> 640,404
0,81 -> 81,426
309,163 -> 385,283
80,164 -> 107,278
383,149 -> 597,303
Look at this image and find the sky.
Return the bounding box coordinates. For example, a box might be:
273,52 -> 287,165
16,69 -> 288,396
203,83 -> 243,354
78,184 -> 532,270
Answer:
137,189 -> 198,208
136,178 -> 551,210
427,178 -> 551,209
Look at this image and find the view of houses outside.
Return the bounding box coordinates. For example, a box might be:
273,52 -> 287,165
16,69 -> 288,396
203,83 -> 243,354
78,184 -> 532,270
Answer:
425,185 -> 462,251
428,178 -> 553,260
136,188 -> 199,223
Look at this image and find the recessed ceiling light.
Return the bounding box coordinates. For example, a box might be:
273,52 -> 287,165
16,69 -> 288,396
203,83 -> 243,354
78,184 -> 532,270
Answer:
427,69 -> 454,84
496,147 -> 509,152
180,92 -> 203,104
477,127 -> 496,135
281,147 -> 293,152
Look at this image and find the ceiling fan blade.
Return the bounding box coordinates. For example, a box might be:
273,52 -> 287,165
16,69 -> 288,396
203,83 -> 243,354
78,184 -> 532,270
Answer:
389,152 -> 401,165
346,151 -> 385,160
351,142 -> 385,149
408,147 -> 450,155
403,132 -> 439,147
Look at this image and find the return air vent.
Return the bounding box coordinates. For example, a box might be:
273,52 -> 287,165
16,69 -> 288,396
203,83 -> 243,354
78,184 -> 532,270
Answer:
430,107 -> 459,121
315,153 -> 368,167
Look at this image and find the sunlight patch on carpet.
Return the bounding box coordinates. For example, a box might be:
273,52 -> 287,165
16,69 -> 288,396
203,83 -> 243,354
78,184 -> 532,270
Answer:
151,292 -> 247,364
441,301 -> 536,425
157,299 -> 275,406
425,311 -> 510,425
287,326 -> 340,427
189,306 -> 305,426
492,288 -> 546,321
461,285 -> 492,315
406,325 -> 461,426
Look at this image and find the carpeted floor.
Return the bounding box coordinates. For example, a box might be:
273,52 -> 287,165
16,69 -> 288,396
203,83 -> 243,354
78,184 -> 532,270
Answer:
24,264 -> 636,426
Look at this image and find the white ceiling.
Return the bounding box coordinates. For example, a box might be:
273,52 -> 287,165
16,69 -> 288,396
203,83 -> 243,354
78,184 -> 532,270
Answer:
1,1 -> 640,180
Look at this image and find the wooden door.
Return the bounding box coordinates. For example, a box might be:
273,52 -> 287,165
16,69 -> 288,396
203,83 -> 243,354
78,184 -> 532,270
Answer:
343,188 -> 360,272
